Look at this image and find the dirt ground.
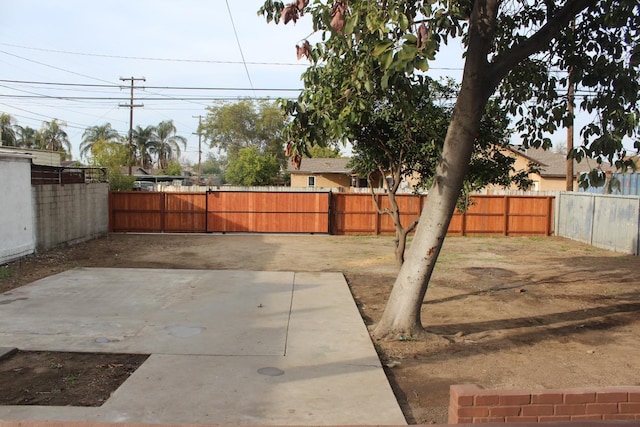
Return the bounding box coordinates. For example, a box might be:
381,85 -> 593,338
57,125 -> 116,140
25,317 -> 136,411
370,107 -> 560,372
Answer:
1,233 -> 639,424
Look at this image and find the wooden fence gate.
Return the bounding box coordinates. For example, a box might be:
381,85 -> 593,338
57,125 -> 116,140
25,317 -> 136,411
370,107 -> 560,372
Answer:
110,191 -> 555,236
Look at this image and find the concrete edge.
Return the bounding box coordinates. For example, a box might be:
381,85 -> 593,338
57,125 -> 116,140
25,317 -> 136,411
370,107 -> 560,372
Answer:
0,347 -> 17,361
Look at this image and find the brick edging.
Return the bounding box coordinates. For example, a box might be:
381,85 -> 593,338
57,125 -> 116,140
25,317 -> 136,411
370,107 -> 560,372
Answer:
449,384 -> 640,424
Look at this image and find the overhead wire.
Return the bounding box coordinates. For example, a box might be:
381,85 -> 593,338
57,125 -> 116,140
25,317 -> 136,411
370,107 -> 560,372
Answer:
225,0 -> 257,98
0,42 -> 308,67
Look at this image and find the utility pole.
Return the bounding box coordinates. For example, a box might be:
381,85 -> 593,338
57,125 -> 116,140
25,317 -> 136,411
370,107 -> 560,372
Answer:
120,76 -> 146,176
193,115 -> 203,185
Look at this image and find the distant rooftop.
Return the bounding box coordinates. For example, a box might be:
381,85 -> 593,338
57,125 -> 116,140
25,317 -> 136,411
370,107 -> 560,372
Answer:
510,146 -> 611,178
288,157 -> 352,174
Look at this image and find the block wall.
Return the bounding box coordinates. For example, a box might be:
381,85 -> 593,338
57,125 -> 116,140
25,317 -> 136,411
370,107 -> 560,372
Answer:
449,384 -> 640,424
33,183 -> 109,251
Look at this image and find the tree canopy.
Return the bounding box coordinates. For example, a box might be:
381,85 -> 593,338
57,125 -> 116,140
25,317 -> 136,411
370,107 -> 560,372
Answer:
225,146 -> 281,186
260,0 -> 640,339
201,100 -> 287,164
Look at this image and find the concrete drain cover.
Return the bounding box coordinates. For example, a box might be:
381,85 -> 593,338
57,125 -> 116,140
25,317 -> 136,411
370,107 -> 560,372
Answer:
257,367 -> 284,376
167,326 -> 204,338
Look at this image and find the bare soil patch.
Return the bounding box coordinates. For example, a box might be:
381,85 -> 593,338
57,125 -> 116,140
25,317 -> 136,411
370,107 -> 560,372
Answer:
1,233 -> 639,423
0,351 -> 148,406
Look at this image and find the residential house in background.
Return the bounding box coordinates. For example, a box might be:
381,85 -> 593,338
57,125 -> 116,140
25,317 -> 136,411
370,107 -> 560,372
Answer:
289,158 -> 388,190
490,146 -> 610,192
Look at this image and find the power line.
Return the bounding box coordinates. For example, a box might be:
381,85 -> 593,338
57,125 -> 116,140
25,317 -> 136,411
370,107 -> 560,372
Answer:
0,95 -> 298,101
0,78 -> 303,92
225,0 -> 256,97
0,42 -> 308,67
0,50 -> 119,86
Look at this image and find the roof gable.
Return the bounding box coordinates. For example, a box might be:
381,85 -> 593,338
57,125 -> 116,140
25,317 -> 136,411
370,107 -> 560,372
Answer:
289,158 -> 352,174
509,146 -> 611,178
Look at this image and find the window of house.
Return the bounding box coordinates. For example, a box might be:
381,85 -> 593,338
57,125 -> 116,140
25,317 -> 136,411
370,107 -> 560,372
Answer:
308,176 -> 316,187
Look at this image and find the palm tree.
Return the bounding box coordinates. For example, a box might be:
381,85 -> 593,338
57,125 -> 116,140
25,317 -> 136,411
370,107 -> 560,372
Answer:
15,125 -> 38,148
132,125 -> 158,169
155,120 -> 187,170
79,123 -> 120,160
0,113 -> 18,146
39,119 -> 71,153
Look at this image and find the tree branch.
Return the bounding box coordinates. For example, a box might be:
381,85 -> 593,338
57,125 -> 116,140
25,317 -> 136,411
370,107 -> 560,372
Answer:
368,171 -> 390,215
488,0 -> 596,88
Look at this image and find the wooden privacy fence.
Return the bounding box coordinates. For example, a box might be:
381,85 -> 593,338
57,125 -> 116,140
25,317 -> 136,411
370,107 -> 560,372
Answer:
109,191 -> 330,234
109,191 -> 555,236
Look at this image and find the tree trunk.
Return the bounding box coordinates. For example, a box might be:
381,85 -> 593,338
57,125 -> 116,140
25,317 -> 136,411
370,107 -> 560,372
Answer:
372,0 -> 499,340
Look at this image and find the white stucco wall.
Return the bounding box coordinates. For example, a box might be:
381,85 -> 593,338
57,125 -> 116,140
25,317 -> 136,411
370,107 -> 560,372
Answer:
0,154 -> 35,263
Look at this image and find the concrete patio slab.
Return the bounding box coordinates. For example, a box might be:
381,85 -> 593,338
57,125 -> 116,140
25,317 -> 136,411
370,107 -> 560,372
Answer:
0,268 -> 406,425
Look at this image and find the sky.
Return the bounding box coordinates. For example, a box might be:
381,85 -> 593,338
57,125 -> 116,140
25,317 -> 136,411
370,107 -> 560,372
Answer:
0,0 -> 469,164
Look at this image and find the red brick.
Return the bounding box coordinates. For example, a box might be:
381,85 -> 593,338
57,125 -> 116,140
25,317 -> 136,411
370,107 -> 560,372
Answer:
564,391 -> 596,404
555,404 -> 586,415
489,406 -> 522,417
475,394 -> 500,405
571,414 -> 603,420
457,417 -> 473,424
458,406 -> 490,417
630,391 -> 640,402
451,384 -> 481,406
586,402 -> 619,414
619,402 -> 640,413
538,415 -> 572,422
473,417 -> 505,423
521,404 -> 555,416
505,416 -> 538,423
596,391 -> 629,403
603,414 -> 637,420
498,392 -> 531,405
531,392 -> 563,404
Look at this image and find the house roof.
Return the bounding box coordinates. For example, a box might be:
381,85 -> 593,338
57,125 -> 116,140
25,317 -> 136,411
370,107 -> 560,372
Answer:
508,146 -> 611,178
288,158 -> 352,174
119,166 -> 152,176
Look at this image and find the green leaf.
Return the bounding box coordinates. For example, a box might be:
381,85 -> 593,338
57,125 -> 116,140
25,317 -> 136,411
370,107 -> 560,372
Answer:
381,73 -> 390,90
364,80 -> 373,93
398,13 -> 409,31
380,50 -> 394,70
415,57 -> 430,72
344,13 -> 359,34
373,39 -> 394,57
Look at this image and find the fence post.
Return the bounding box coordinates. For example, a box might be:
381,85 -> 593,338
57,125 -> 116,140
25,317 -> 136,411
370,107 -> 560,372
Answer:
375,193 -> 381,235
328,192 -> 333,234
160,192 -> 166,233
545,196 -> 552,236
503,196 -> 509,236
108,191 -> 113,232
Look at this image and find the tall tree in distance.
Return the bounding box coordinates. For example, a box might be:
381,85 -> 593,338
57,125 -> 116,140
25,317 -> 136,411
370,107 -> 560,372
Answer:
132,125 -> 158,169
155,120 -> 187,170
80,123 -> 120,161
0,113 -> 18,147
201,100 -> 288,182
260,0 -> 640,339
15,125 -> 39,148
308,144 -> 342,158
225,146 -> 280,186
39,119 -> 71,155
